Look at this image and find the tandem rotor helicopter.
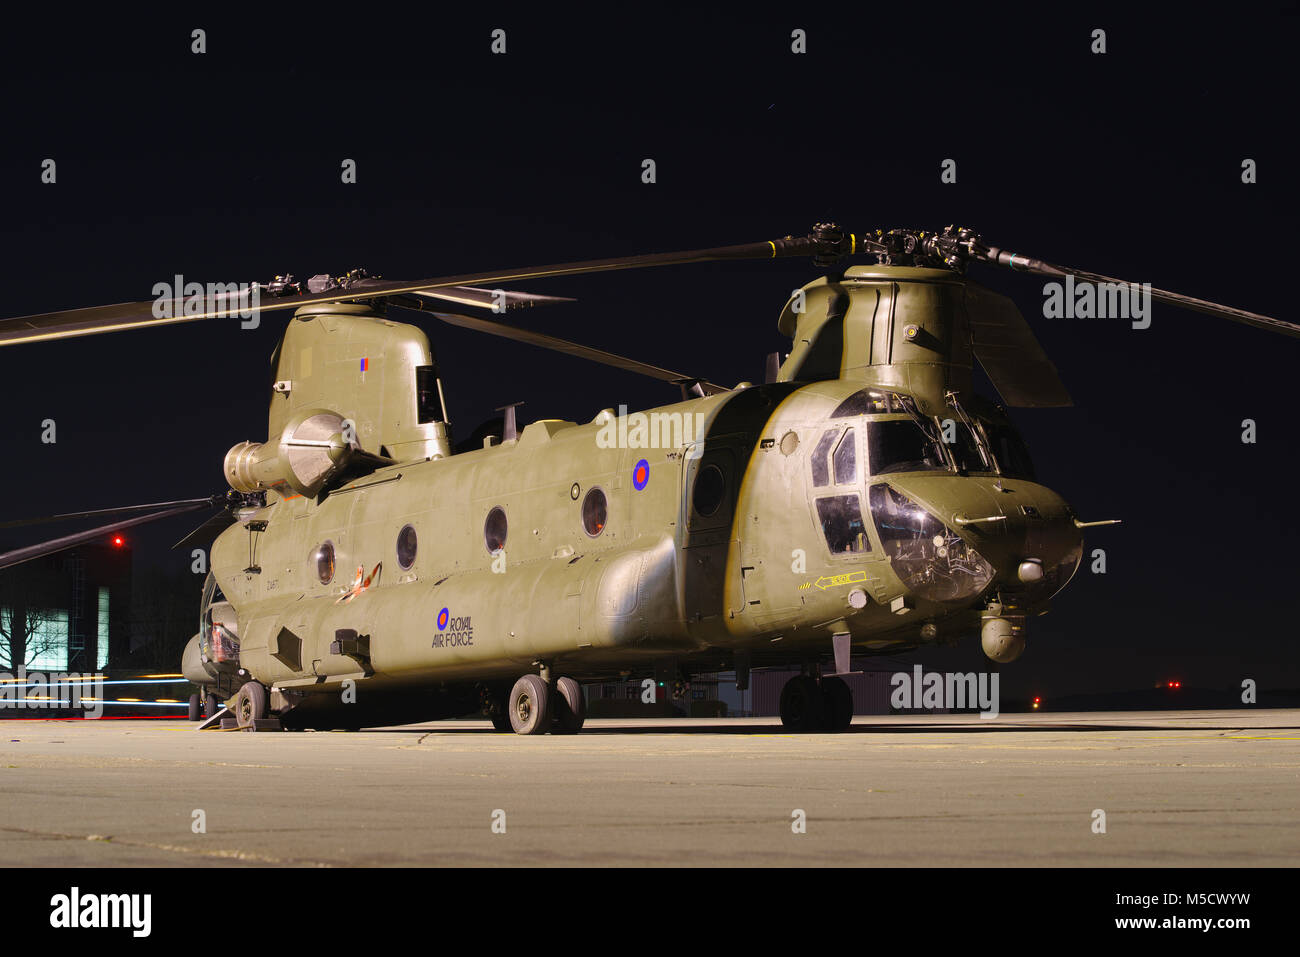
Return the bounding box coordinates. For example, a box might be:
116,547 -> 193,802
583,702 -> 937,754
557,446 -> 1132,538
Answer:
0,224 -> 1292,733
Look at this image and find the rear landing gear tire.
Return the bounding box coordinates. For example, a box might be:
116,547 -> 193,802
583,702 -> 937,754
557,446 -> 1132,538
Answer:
508,674 -> 551,735
187,693 -> 200,721
779,675 -> 826,732
233,682 -> 268,729
821,676 -> 854,732
552,676 -> 586,734
205,693 -> 220,718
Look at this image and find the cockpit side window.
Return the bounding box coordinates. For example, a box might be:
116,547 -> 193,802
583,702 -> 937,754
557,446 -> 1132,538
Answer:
833,428 -> 857,484
815,495 -> 871,554
810,428 -> 840,488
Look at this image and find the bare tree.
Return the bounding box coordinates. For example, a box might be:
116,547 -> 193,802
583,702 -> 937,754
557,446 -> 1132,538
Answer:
0,561 -> 69,671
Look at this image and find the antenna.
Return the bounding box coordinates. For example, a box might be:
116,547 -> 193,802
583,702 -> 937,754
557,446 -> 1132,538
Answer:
496,402 -> 525,442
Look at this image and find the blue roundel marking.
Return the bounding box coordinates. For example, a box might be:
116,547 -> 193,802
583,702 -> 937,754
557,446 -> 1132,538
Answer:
633,459 -> 650,491
437,608 -> 449,630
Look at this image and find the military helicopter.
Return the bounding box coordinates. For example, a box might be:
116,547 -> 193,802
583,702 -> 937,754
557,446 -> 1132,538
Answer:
0,224 -> 1292,733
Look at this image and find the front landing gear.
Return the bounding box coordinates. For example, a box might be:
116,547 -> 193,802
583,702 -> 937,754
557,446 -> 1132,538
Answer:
233,681 -> 269,729
779,675 -> 854,732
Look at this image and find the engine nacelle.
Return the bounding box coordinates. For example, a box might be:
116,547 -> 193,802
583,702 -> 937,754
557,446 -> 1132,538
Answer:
224,408 -> 354,499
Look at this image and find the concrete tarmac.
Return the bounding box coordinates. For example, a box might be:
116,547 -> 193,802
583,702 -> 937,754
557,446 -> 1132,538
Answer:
2,710 -> 1297,866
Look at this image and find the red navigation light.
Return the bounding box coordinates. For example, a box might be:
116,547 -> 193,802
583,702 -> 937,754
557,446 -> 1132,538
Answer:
112,535 -> 125,547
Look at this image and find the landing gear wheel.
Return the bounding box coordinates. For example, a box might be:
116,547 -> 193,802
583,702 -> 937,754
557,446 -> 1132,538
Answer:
233,682 -> 268,729
821,676 -> 854,732
205,692 -> 220,718
552,676 -> 586,734
779,675 -> 826,732
187,693 -> 200,721
508,674 -> 551,735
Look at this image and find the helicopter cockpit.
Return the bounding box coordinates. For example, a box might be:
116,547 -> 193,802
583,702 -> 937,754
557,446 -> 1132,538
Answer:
808,388 -> 1035,603
198,572 -> 241,671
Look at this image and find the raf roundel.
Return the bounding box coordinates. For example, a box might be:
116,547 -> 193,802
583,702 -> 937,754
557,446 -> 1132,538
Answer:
632,458 -> 650,491
437,607 -> 450,631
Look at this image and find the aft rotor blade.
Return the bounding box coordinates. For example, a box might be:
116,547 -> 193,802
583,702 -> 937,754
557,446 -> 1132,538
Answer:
0,502 -> 215,571
173,510 -> 238,550
966,285 -> 1072,408
0,231 -> 841,348
977,247 -> 1300,338
0,496 -> 219,530
416,305 -> 729,395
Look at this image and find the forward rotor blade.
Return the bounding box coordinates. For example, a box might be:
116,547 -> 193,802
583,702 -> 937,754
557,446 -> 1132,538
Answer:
0,231 -> 837,348
414,305 -> 727,395
977,247 -> 1299,338
415,286 -> 575,311
0,496 -> 219,531
0,502 -> 215,572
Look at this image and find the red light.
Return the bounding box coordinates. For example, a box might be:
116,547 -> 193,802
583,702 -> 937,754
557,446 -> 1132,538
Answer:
1033,697 -> 1041,704
1174,682 -> 1181,689
112,536 -> 124,547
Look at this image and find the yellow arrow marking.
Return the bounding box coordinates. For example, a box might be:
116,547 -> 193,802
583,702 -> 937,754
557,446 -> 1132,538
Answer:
814,571 -> 869,591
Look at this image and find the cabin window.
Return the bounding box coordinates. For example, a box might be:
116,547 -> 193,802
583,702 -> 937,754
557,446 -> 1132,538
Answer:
484,507 -> 508,553
582,487 -> 608,537
396,524 -> 418,569
692,463 -> 726,517
314,541 -> 336,585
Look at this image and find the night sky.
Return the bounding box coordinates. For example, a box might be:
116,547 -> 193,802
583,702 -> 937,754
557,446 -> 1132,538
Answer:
0,10 -> 1295,700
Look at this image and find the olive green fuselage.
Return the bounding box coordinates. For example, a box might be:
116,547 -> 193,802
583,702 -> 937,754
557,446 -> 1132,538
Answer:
198,265 -> 1084,709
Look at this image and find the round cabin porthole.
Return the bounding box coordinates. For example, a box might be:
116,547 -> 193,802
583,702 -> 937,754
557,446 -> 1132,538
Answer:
396,524 -> 418,569
484,506 -> 508,553
582,487 -> 608,537
692,463 -> 726,517
314,541 -> 336,584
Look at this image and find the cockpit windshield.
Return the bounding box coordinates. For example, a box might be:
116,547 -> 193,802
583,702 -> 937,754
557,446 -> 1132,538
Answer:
867,419 -> 948,475
946,420 -> 991,472
980,420 -> 1036,479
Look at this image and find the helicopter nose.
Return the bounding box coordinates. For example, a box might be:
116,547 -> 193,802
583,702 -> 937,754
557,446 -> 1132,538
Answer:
955,482 -> 1084,596
872,476 -> 1083,602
